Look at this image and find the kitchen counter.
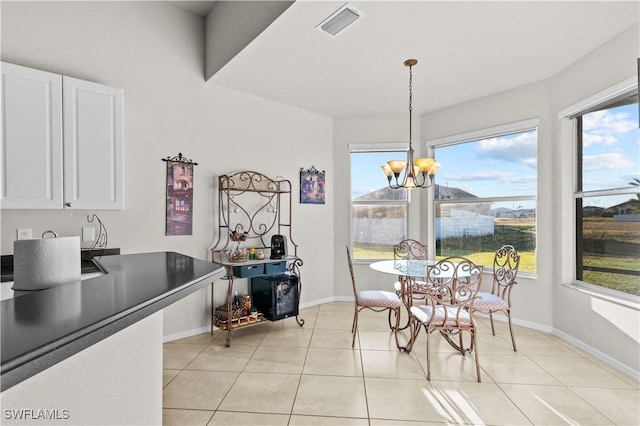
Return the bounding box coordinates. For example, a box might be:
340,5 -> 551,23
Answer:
0,251 -> 225,392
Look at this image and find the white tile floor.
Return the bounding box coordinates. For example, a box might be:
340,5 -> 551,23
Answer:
163,302 -> 639,425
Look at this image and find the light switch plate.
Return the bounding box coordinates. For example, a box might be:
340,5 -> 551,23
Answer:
82,227 -> 95,242
17,229 -> 32,240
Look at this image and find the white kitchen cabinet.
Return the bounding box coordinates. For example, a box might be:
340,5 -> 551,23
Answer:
63,76 -> 124,210
0,62 -> 64,209
0,62 -> 124,210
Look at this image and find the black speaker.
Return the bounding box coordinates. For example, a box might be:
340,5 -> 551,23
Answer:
270,234 -> 287,259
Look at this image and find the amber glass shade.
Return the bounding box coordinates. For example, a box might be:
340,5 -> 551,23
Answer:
381,164 -> 393,178
387,160 -> 407,174
428,162 -> 441,175
415,157 -> 435,173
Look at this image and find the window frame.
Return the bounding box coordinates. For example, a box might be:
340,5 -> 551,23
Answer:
427,118 -> 540,276
349,143 -> 412,263
558,76 -> 639,303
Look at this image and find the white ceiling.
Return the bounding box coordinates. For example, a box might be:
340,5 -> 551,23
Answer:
170,1 -> 216,17
188,1 -> 640,118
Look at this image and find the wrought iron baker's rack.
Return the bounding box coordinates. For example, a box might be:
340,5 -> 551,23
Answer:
210,171 -> 303,346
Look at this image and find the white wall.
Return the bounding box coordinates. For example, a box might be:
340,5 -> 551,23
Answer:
417,24 -> 639,375
551,24 -> 640,375
0,1 -> 335,336
1,312 -> 163,425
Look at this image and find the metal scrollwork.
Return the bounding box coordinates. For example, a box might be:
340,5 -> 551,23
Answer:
161,152 -> 198,166
86,213 -> 108,254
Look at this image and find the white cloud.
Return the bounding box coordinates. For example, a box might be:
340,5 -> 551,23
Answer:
582,109 -> 637,147
475,132 -> 537,166
583,153 -> 635,172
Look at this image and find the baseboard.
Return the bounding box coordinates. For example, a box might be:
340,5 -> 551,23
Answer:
299,296 -> 337,309
553,328 -> 640,381
473,312 -> 553,333
163,325 -> 210,343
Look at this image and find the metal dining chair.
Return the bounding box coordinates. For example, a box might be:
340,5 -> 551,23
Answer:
392,239 -> 429,329
408,256 -> 484,382
346,246 -> 402,349
472,244 -> 520,351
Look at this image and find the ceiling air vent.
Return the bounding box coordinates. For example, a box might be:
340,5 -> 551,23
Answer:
316,3 -> 364,37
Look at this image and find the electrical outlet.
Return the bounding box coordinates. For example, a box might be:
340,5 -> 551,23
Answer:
17,229 -> 32,240
82,227 -> 95,242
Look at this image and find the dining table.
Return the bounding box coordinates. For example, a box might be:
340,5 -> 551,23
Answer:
369,258 -> 475,354
369,259 -> 436,350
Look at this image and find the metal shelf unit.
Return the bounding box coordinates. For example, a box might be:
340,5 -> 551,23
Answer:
210,171 -> 303,347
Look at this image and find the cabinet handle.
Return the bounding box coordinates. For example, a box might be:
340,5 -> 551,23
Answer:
65,202 -> 72,207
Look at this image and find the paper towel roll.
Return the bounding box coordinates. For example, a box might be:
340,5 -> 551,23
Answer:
13,237 -> 81,291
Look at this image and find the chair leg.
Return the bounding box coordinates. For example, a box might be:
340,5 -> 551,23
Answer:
471,329 -> 481,382
489,313 -> 496,335
406,315 -> 420,353
387,308 -> 396,331
426,328 -> 432,381
507,310 -> 517,352
392,307 -> 402,350
351,306 -> 359,348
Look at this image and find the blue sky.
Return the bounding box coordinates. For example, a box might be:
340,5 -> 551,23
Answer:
352,103 -> 639,209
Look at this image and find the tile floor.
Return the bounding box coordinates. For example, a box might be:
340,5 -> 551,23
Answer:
163,302 -> 639,425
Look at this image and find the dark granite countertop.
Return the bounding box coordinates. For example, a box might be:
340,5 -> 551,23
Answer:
0,251 -> 225,392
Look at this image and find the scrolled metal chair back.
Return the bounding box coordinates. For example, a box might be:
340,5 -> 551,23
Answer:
425,257 -> 483,305
493,245 -> 520,288
393,239 -> 427,260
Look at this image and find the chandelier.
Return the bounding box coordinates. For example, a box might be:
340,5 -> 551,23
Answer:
381,59 -> 440,189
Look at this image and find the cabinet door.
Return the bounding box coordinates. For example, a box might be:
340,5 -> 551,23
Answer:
63,76 -> 124,209
1,62 -> 63,209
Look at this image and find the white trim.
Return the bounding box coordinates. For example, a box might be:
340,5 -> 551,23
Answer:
563,282 -> 640,311
349,142 -> 408,152
553,327 -> 640,381
557,76 -> 637,119
163,326 -> 210,343
299,297 -> 336,309
426,118 -> 540,148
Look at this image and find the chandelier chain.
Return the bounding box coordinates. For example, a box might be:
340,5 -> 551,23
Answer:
381,58 -> 439,190
408,63 -> 413,147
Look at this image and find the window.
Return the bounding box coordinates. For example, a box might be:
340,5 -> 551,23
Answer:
351,149 -> 409,260
432,120 -> 538,273
575,94 -> 639,296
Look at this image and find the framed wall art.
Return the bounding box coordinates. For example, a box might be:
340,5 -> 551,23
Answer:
162,153 -> 198,235
300,166 -> 325,204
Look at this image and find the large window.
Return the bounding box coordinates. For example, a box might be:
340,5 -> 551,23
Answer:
351,149 -> 408,260
575,94 -> 639,296
432,121 -> 538,273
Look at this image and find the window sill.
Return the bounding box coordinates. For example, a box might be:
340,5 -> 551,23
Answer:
563,281 -> 640,311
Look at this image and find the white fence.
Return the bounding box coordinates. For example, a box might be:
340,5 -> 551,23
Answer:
436,209 -> 494,239
353,219 -> 405,244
